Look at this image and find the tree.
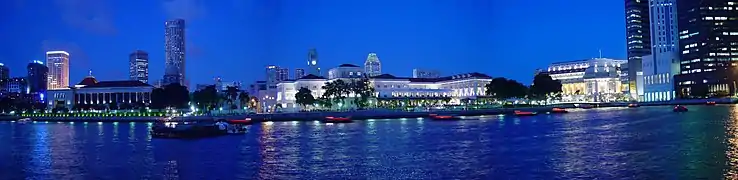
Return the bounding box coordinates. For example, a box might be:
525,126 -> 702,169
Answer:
225,86 -> 239,110
295,87 -> 316,109
150,88 -> 167,109
238,91 -> 249,109
350,78 -> 375,108
485,77 -> 528,101
164,83 -> 190,109
529,74 -> 563,101
192,85 -> 219,112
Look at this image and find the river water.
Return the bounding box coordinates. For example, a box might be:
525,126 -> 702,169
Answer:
2,105 -> 738,179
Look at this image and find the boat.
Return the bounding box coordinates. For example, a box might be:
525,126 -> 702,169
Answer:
17,118 -> 32,123
150,120 -> 244,139
673,105 -> 688,112
514,110 -> 538,116
228,118 -> 254,125
324,116 -> 353,123
579,104 -> 594,109
551,108 -> 568,113
430,114 -> 462,121
628,103 -> 640,108
706,101 -> 717,106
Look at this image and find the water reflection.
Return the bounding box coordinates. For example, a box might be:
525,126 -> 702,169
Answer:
3,106 -> 738,179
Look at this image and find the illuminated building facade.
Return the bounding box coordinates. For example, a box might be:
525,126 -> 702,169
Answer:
641,0 -> 680,102
46,51 -> 70,90
46,75 -> 154,110
129,50 -> 149,83
364,53 -> 382,77
625,0 -> 652,99
276,72 -> 492,112
164,19 -> 186,87
546,58 -> 627,102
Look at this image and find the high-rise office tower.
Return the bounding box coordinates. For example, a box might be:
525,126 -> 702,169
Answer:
129,50 -> 149,83
364,52 -> 381,77
266,65 -> 278,88
277,68 -> 289,82
46,51 -> 69,90
641,0 -> 679,102
27,60 -> 48,94
674,0 -> 738,98
294,68 -> 306,79
0,63 -> 8,80
307,48 -> 320,76
625,0 -> 652,99
164,19 -> 186,87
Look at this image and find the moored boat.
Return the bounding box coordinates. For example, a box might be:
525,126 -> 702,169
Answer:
17,118 -> 32,123
706,101 -> 717,106
430,114 -> 462,121
324,116 -> 353,123
628,103 -> 640,108
228,118 -> 253,125
551,108 -> 568,113
150,119 -> 244,139
514,110 -> 538,116
673,105 -> 688,112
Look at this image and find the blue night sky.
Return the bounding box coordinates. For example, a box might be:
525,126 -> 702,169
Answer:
0,0 -> 626,86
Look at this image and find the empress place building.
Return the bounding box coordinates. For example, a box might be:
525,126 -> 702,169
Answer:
276,69 -> 492,112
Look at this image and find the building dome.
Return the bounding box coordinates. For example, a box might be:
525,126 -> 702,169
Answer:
77,76 -> 98,86
583,65 -> 619,79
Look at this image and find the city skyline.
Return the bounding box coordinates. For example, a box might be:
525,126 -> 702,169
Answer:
0,0 -> 627,86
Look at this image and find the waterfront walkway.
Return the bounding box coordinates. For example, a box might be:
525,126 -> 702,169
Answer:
2,98 -> 735,122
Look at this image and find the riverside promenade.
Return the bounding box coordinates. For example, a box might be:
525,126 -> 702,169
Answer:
2,98 -> 735,123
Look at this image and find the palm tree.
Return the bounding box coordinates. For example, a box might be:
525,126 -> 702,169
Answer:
238,91 -> 249,110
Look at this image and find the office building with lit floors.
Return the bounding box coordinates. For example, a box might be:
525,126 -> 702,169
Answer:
674,0 -> 738,98
46,51 -> 70,90
625,0 -> 652,99
46,75 -> 154,110
641,0 -> 680,102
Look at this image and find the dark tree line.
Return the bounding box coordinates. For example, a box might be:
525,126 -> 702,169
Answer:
150,83 -> 190,109
484,74 -> 562,102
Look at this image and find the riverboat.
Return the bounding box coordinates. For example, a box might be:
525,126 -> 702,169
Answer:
324,116 -> 353,123
551,108 -> 568,113
430,114 -> 462,121
673,105 -> 689,112
706,101 -> 717,106
151,119 -> 246,139
514,110 -> 538,116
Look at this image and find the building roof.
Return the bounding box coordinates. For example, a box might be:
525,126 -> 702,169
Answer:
77,76 -> 98,86
338,64 -> 360,67
370,72 -> 492,83
81,80 -> 152,88
298,74 -> 326,80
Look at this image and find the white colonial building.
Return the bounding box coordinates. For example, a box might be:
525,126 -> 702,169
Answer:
544,58 -> 628,102
46,76 -> 154,110
275,72 -> 493,112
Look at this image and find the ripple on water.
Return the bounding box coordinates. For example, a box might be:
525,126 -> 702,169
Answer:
1,106 -> 737,179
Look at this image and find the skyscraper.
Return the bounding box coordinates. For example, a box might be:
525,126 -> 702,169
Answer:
129,50 -> 149,83
277,67 -> 289,82
364,52 -> 381,77
674,0 -> 738,98
625,0 -> 652,99
46,51 -> 69,90
641,0 -> 679,102
0,63 -> 8,80
266,65 -> 278,88
27,60 -> 48,94
307,48 -> 320,76
294,68 -> 306,79
164,19 -> 186,87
